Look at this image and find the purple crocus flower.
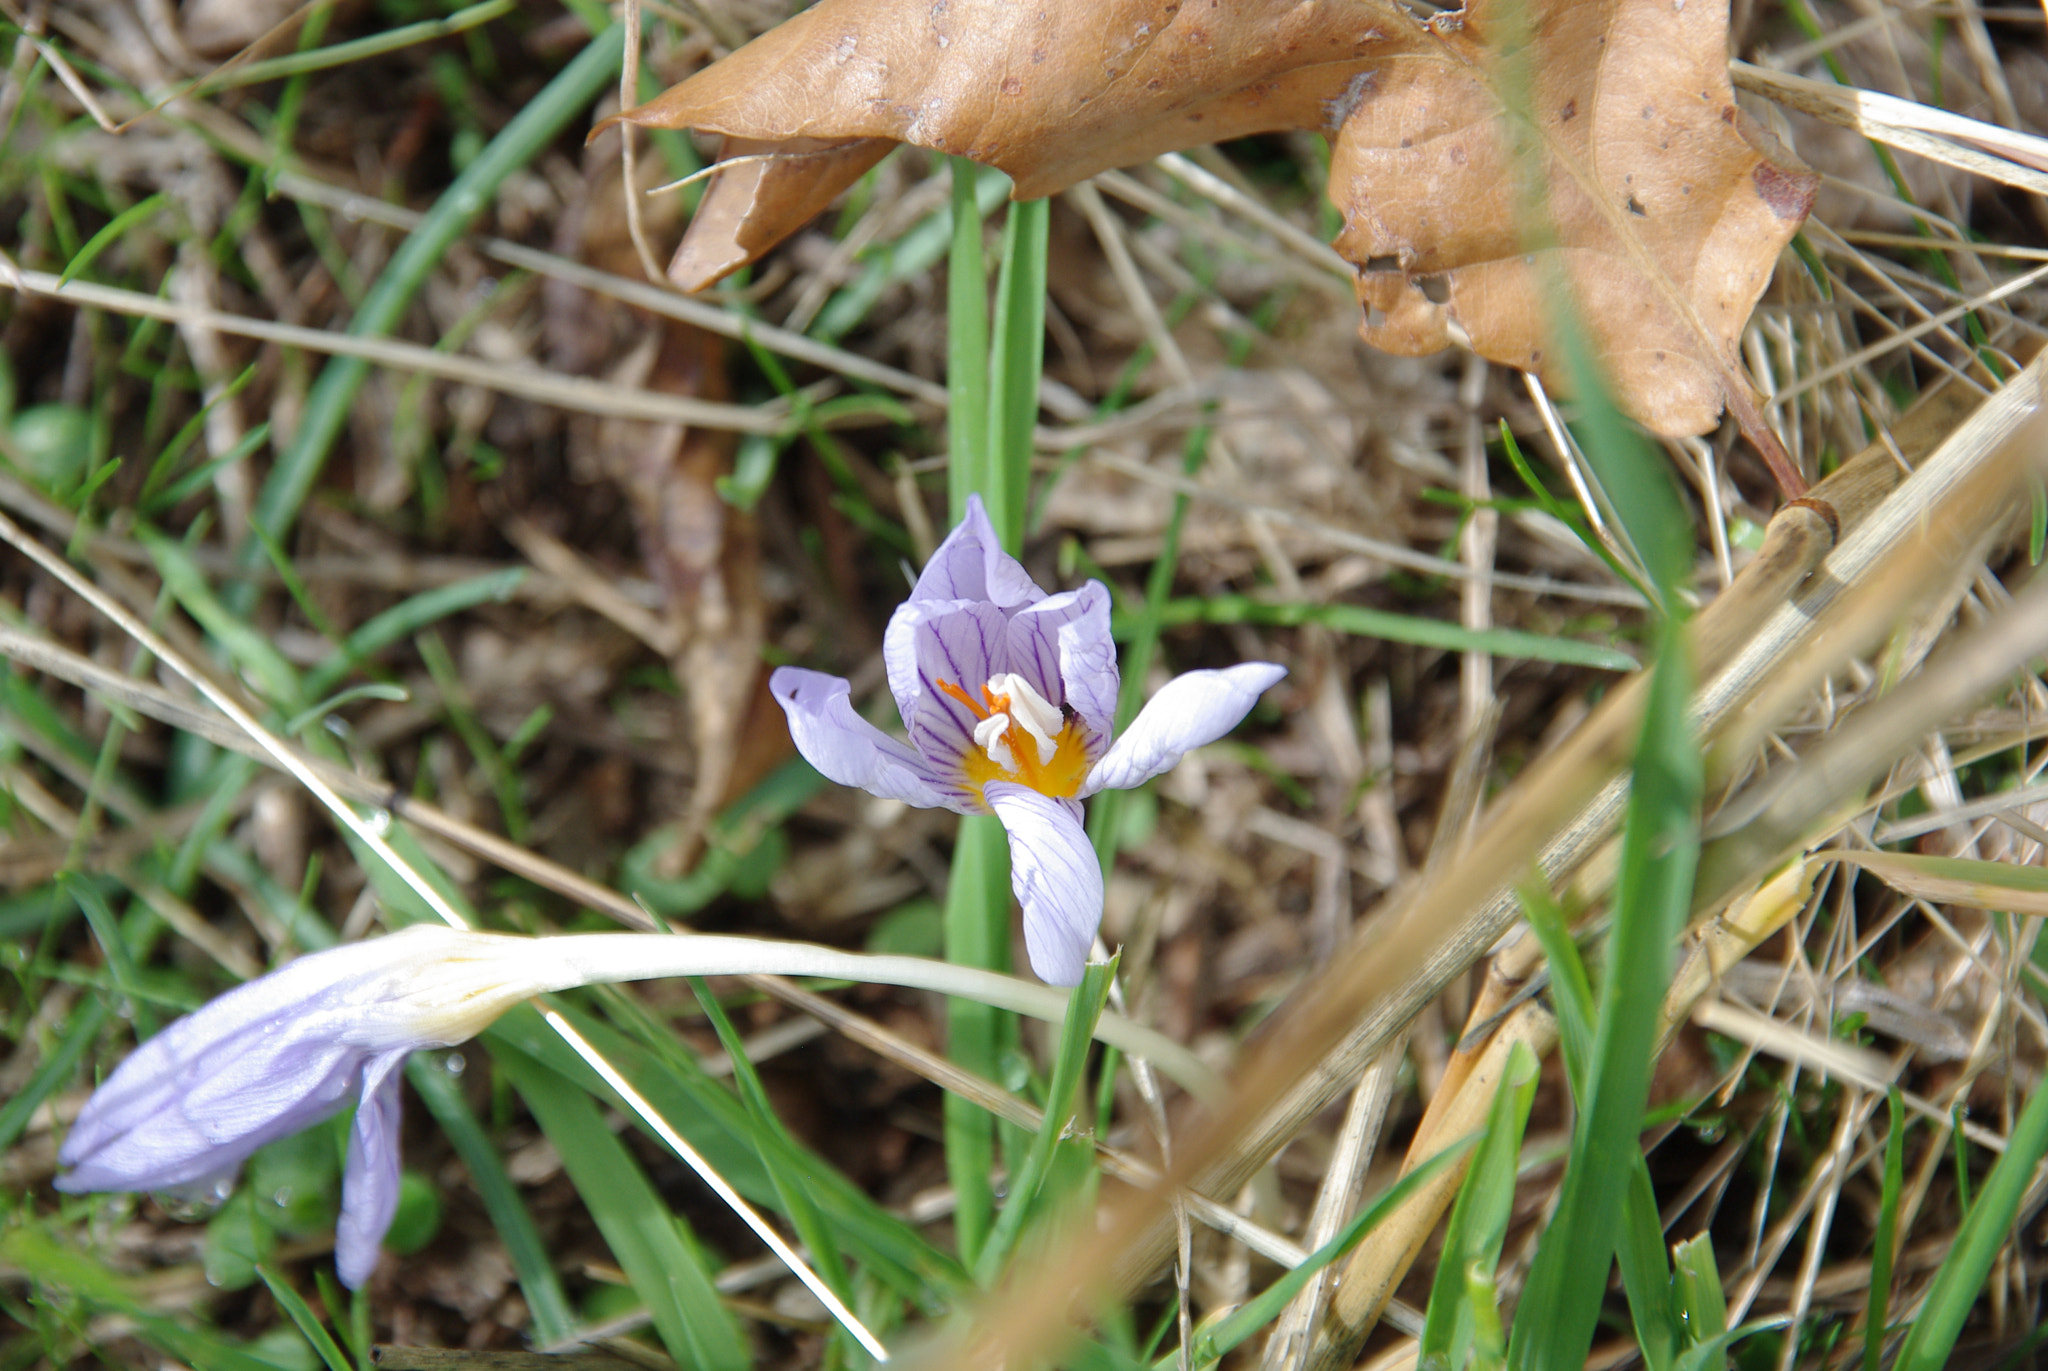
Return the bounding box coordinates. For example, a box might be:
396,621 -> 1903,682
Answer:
57,925 -> 557,1287
771,496 -> 1286,986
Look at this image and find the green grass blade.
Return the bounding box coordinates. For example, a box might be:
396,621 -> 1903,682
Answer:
1127,595 -> 1637,671
1087,424 -> 1210,873
1420,1039 -> 1539,1369
140,524 -> 305,710
1863,1087 -> 1905,1371
1507,611 -> 1698,1371
246,26 -> 623,570
57,191 -> 166,288
940,184 -> 1049,1277
490,1001 -> 962,1300
941,814 -> 1011,1271
0,994 -> 110,1152
986,196 -> 1048,549
813,163 -> 1009,344
1892,1071 -> 2048,1371
1673,1233 -> 1729,1365
405,1053 -> 576,1347
976,959 -> 1116,1284
144,421 -> 270,513
689,978 -> 855,1304
0,1228 -> 284,1371
196,0 -> 514,92
947,156 -> 991,528
59,875 -> 148,1036
1672,1319 -> 1792,1371
1176,1133 -> 1479,1369
416,627 -> 527,841
494,1037 -> 749,1371
254,1265 -> 353,1371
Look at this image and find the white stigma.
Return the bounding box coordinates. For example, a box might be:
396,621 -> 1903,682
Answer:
983,672 -> 1063,766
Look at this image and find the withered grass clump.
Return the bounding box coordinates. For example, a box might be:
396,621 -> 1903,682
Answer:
0,2 -> 2045,1370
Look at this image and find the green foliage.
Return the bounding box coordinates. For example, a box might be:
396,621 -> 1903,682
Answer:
494,1039 -> 750,1371
1420,1041 -> 1539,1370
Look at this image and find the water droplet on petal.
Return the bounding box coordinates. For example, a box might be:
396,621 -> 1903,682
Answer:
443,1052 -> 465,1076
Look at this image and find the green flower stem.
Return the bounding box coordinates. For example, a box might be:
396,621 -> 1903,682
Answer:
941,170 -> 1051,1270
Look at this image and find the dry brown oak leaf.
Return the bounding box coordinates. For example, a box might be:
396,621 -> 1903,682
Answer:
1332,0 -> 1817,441
608,0 -> 1393,289
613,0 -> 1815,447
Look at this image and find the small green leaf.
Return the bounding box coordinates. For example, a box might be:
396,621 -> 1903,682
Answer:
254,1266 -> 354,1371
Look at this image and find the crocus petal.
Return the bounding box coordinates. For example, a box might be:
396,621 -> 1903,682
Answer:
54,942 -> 417,1194
59,1039 -> 361,1194
335,1050 -> 409,1288
58,928 -> 561,1196
985,782 -> 1103,987
1007,582 -> 1118,744
1080,663 -> 1288,797
909,494 -> 1043,609
769,667 -> 958,811
883,600 -> 1008,782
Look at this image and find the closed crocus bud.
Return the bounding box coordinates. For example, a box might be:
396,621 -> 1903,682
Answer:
57,925 -> 569,1287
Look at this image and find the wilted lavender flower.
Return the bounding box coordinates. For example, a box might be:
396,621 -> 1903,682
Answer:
57,925 -> 565,1287
771,496 -> 1285,986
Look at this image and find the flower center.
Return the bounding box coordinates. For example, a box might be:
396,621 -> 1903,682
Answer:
935,672 -> 1092,799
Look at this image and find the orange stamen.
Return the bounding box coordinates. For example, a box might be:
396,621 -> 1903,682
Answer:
935,678 -> 991,719
938,677 -> 1094,799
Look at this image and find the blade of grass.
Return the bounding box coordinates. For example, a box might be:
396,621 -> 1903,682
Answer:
1891,1070 -> 2048,1371
144,422 -> 269,514
1174,1133 -> 1479,1369
985,196 -> 1048,551
1419,1039 -> 1539,1370
195,0 -> 515,93
136,363 -> 258,506
0,995 -> 109,1153
1127,595 -> 1637,671
813,163 -> 1010,345
254,1265 -> 353,1371
1088,423 -> 1208,872
1506,603 -> 1697,1370
1862,1087 -> 1905,1371
689,978 -> 856,1306
1673,1233 -> 1729,1365
405,1052 -> 576,1347
415,626 -> 528,843
942,815 -> 1011,1271
975,958 -> 1117,1284
243,25 -> 623,579
494,1037 -> 749,1371
140,524 -> 305,710
56,191 -> 166,288
0,1228 -> 283,1371
946,156 -> 991,530
492,999 -> 961,1301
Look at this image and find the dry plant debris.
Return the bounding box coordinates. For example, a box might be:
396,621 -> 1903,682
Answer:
620,0 -> 1816,460
0,0 -> 2045,1369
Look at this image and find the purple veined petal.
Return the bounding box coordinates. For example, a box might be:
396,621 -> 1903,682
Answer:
1007,582 -> 1118,745
57,974 -> 373,1194
883,600 -> 1009,783
1080,663 -> 1288,797
908,494 -> 1043,609
769,667 -> 961,811
335,1050 -> 409,1288
984,783 -> 1104,987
